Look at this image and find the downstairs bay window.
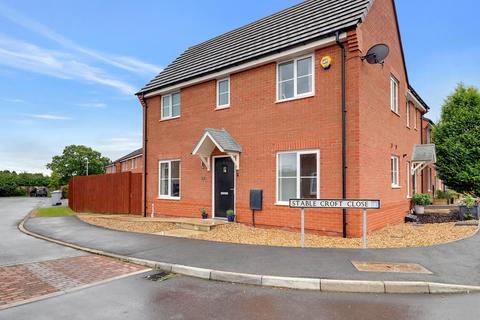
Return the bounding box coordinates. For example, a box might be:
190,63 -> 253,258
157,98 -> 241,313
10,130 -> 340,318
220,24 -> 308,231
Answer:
159,160 -> 180,199
277,150 -> 319,204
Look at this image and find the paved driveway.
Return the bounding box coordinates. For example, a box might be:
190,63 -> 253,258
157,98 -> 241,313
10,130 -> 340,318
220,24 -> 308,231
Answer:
0,197 -> 83,266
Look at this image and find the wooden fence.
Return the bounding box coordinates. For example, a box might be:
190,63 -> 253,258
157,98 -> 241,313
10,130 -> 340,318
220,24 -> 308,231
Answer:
69,172 -> 143,215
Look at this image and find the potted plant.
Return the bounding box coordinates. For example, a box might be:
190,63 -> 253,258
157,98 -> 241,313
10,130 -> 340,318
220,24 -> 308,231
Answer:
226,209 -> 235,222
412,193 -> 431,214
459,195 -> 479,220
200,208 -> 208,219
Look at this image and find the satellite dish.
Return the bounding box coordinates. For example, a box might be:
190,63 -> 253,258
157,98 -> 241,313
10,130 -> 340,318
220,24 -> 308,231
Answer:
361,44 -> 389,65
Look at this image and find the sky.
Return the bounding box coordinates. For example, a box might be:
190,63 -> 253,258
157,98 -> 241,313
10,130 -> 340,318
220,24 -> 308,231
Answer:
0,0 -> 478,174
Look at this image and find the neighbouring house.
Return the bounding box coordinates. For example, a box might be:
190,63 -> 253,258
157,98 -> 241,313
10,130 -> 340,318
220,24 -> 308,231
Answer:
420,117 -> 444,198
135,0 -> 438,237
105,148 -> 143,174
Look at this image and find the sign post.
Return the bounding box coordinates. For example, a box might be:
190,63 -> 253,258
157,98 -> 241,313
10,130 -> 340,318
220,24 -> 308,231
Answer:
289,199 -> 381,248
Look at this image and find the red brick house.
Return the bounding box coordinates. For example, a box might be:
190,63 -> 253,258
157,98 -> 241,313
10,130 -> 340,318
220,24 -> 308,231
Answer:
105,148 -> 143,174
136,0 -> 437,237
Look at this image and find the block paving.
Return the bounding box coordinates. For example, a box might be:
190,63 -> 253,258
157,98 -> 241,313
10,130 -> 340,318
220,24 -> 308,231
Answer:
0,255 -> 147,306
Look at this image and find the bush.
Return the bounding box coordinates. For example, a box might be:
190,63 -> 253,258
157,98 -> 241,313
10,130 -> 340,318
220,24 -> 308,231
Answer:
463,195 -> 476,208
226,209 -> 235,217
436,190 -> 448,199
412,193 -> 431,206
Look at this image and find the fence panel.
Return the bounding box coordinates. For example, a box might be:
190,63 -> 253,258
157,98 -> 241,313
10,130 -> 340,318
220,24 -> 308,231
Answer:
69,172 -> 143,215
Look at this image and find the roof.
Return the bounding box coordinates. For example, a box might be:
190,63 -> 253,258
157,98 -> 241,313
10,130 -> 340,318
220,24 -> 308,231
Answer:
114,148 -> 143,163
193,128 -> 242,154
138,0 -> 372,94
408,85 -> 430,111
412,144 -> 436,163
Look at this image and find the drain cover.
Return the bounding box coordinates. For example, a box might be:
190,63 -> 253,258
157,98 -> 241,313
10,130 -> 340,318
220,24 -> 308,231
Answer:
144,272 -> 175,282
351,261 -> 432,274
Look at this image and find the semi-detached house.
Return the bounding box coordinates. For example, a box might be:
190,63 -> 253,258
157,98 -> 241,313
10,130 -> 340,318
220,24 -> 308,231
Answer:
136,0 -> 437,237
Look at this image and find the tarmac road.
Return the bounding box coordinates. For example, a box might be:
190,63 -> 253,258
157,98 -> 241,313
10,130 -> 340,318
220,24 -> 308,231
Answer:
1,271 -> 478,320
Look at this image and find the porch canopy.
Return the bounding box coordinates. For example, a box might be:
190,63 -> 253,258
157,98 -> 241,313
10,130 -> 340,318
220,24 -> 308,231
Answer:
192,128 -> 242,171
411,144 -> 436,175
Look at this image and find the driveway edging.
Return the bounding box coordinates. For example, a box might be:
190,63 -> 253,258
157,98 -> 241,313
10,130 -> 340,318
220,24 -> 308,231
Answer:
18,216 -> 480,295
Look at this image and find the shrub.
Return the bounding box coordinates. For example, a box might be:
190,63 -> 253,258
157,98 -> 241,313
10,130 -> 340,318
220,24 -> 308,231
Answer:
436,190 -> 448,199
412,193 -> 431,206
226,209 -> 235,217
463,195 -> 476,208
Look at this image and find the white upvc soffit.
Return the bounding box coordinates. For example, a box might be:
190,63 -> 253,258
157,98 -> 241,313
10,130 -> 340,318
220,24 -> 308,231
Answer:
144,34 -> 347,98
406,90 -> 427,113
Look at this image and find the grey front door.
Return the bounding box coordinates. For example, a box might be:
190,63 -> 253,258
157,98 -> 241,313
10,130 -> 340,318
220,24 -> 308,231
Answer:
214,157 -> 235,218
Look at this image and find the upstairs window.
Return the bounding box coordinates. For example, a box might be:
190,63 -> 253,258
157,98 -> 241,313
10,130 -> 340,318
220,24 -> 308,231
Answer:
406,102 -> 410,127
390,76 -> 399,113
391,155 -> 399,188
217,78 -> 230,108
161,92 -> 180,120
414,109 -> 418,129
277,55 -> 314,101
132,158 -> 136,169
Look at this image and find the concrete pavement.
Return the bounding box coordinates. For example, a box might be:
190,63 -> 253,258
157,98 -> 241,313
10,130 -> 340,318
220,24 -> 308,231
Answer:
23,212 -> 480,289
1,271 -> 479,320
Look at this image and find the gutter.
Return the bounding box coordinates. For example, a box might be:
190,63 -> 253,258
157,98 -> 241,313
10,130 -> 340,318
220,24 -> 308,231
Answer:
139,93 -> 148,217
336,31 -> 348,238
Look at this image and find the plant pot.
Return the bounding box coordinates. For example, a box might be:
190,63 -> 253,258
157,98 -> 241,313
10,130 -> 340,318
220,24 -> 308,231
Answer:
201,214 -> 208,219
414,205 -> 425,214
227,215 -> 235,222
459,205 -> 479,220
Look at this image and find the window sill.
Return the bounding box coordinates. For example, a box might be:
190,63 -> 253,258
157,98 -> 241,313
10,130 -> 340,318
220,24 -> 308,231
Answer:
391,186 -> 402,189
157,196 -> 181,201
406,126 -> 411,129
276,93 -> 314,104
274,202 -> 289,206
391,110 -> 400,117
160,116 -> 180,122
215,105 -> 230,111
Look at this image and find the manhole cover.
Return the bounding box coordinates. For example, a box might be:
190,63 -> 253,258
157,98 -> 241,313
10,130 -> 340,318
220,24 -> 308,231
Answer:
144,272 -> 176,282
351,261 -> 432,274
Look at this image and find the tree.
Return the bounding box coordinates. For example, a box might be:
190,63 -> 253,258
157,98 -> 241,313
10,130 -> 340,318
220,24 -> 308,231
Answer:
433,84 -> 480,196
46,145 -> 111,185
0,171 -> 17,196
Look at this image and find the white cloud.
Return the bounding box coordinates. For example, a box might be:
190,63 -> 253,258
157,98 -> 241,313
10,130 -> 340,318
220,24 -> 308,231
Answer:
28,114 -> 71,120
76,102 -> 107,108
0,2 -> 162,75
2,98 -> 24,103
0,35 -> 137,94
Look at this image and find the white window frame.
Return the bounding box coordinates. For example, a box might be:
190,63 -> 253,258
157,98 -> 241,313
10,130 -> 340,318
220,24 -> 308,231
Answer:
122,162 -> 127,172
275,149 -> 320,205
131,158 -> 136,169
158,160 -> 181,200
391,155 -> 400,188
414,108 -> 418,129
216,77 -> 230,109
406,102 -> 410,128
406,162 -> 411,198
390,76 -> 399,113
427,167 -> 431,192
161,92 -> 181,120
276,54 -> 315,102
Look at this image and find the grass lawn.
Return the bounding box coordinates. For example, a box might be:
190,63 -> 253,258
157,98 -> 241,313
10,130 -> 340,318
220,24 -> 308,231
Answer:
35,207 -> 75,217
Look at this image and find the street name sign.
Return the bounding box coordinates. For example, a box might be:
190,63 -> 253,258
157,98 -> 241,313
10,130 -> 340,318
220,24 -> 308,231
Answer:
289,199 -> 381,249
289,199 -> 381,209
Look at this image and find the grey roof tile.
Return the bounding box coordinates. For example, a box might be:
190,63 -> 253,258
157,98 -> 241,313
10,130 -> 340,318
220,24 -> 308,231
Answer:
194,128 -> 242,153
412,144 -> 436,162
138,0 -> 372,94
115,148 -> 143,163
